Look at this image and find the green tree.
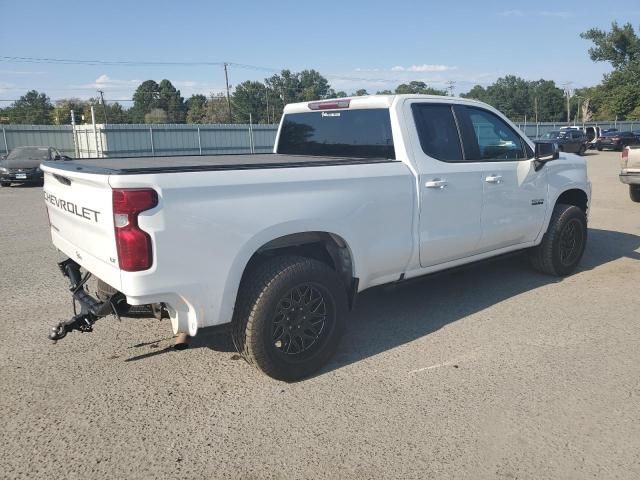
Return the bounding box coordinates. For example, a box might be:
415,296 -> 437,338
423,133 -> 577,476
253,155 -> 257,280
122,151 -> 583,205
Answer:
354,89 -> 369,96
334,91 -> 348,98
185,94 -> 208,123
130,80 -> 160,123
394,81 -> 447,95
233,80 -> 268,123
204,93 -> 231,123
529,79 -> 565,122
8,90 -> 53,124
144,108 -> 168,124
78,99 -> 131,124
298,69 -> 332,101
106,102 -> 131,124
461,85 -> 489,102
52,98 -> 87,125
158,79 -> 185,123
581,22 -> 640,69
581,22 -> 640,119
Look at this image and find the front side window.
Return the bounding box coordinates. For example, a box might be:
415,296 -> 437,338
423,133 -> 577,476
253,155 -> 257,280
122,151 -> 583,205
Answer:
458,107 -> 527,161
411,103 -> 463,162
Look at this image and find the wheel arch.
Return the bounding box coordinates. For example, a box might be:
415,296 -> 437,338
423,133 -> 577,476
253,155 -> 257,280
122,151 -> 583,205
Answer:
556,188 -> 589,213
220,229 -> 359,325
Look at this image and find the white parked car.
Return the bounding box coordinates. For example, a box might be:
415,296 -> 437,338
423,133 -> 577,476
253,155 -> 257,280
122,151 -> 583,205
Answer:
620,146 -> 640,202
42,95 -> 591,380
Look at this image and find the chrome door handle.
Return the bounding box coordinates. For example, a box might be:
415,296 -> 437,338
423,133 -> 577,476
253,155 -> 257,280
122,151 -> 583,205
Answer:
485,175 -> 503,184
425,179 -> 448,189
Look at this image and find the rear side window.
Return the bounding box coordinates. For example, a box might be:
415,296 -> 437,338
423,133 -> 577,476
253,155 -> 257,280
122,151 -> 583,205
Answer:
411,103 -> 463,162
453,106 -> 526,161
277,109 -> 395,159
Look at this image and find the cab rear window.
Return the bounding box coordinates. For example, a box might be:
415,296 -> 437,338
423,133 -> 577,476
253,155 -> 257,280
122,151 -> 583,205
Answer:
277,109 -> 395,159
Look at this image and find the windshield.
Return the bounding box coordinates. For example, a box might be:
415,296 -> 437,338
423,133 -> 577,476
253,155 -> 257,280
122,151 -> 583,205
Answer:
277,109 -> 395,159
603,132 -> 620,137
541,131 -> 561,139
7,147 -> 50,161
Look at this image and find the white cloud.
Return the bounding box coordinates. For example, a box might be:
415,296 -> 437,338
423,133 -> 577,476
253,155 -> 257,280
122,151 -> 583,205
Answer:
391,64 -> 457,72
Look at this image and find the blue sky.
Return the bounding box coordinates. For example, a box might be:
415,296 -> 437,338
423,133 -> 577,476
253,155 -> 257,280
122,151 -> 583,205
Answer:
1,0 -> 639,106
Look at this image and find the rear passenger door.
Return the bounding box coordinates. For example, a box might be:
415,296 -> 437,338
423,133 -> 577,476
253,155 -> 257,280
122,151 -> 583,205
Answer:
408,101 -> 484,267
453,105 -> 547,251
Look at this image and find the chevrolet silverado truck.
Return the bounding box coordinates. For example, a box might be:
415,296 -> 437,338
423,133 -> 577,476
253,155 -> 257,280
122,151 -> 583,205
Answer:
620,145 -> 640,202
42,95 -> 591,380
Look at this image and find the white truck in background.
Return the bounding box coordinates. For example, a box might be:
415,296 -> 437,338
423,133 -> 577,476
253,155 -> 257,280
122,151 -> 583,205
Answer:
42,94 -> 591,380
620,146 -> 640,202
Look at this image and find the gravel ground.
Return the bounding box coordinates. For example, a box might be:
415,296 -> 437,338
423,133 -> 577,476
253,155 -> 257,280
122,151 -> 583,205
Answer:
0,150 -> 639,480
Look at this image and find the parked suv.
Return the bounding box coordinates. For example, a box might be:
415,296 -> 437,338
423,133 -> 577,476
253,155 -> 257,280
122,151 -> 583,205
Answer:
539,130 -> 588,155
0,146 -> 70,187
596,131 -> 638,151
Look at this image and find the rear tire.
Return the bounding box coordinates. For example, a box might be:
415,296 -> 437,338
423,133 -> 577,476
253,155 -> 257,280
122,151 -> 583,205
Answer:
596,146 -> 602,151
630,185 -> 640,203
232,256 -> 347,381
578,145 -> 586,156
0,181 -> 10,187
529,204 -> 587,276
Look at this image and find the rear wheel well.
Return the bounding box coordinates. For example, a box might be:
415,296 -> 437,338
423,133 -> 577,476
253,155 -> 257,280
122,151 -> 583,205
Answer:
242,232 -> 356,303
556,189 -> 588,213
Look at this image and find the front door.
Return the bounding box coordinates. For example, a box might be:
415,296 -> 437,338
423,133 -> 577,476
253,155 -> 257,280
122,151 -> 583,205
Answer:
408,101 -> 484,267
453,105 -> 548,251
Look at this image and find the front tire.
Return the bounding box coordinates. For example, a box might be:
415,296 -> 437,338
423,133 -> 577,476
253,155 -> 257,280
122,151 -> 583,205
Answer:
232,256 -> 347,381
0,181 -> 10,187
578,144 -> 587,156
529,204 -> 587,276
630,185 -> 640,203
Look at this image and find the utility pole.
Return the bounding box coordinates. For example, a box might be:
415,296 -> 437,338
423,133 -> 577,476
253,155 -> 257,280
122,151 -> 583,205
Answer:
223,63 -> 232,123
446,80 -> 456,97
563,82 -> 573,126
97,90 -> 108,124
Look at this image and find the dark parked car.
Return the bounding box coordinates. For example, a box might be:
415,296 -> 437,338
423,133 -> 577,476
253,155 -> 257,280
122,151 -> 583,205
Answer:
595,131 -> 638,151
537,130 -> 588,155
632,130 -> 640,142
0,146 -> 70,187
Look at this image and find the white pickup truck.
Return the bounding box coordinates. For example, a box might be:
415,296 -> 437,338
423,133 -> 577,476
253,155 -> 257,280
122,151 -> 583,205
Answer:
42,94 -> 591,380
620,145 -> 640,202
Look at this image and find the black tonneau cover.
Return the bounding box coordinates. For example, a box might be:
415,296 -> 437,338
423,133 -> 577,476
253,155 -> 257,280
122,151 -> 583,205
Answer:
42,154 -> 395,175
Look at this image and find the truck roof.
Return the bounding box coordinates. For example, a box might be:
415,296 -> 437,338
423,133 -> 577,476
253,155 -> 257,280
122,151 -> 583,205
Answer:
283,94 -> 488,114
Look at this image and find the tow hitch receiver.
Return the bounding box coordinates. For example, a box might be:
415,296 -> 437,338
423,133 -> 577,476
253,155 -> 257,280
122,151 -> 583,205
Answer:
48,259 -> 122,342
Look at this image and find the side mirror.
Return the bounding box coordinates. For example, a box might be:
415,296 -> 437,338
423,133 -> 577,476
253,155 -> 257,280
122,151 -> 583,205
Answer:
534,142 -> 559,171
54,154 -> 61,160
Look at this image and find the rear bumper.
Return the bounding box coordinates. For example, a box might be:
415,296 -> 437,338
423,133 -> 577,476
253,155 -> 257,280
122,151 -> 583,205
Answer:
619,172 -> 640,185
1,172 -> 44,184
596,142 -> 621,150
49,258 -> 162,341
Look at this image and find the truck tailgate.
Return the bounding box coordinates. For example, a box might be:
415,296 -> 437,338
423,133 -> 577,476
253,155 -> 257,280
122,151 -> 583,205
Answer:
42,166 -> 121,290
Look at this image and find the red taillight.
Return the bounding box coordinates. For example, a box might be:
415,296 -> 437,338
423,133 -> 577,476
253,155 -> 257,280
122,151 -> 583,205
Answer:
112,188 -> 158,272
308,99 -> 350,110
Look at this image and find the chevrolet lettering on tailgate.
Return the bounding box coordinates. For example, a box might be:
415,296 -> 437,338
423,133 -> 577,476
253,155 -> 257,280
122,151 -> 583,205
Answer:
44,191 -> 101,223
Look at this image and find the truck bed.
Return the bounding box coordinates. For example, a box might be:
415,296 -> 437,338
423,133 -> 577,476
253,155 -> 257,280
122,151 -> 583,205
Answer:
42,154 -> 395,175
